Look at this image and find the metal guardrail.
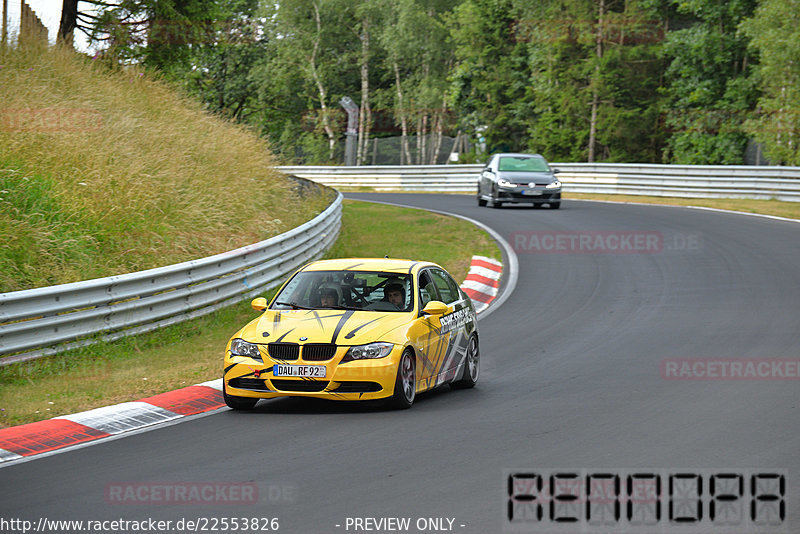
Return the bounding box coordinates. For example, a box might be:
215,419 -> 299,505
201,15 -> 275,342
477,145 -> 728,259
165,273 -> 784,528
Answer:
0,192 -> 343,366
278,163 -> 800,202
5,161 -> 798,365
279,164 -> 484,192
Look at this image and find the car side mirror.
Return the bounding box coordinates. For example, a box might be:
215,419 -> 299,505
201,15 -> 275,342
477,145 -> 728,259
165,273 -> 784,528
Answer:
251,297 -> 268,312
552,168 -> 561,174
422,301 -> 448,316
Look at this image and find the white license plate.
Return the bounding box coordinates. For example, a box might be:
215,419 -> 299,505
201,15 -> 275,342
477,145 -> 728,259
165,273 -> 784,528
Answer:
522,189 -> 542,196
273,364 -> 326,378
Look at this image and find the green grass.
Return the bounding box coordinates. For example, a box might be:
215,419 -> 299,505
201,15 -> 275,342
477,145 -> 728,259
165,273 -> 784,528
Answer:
0,44 -> 332,292
0,200 -> 501,428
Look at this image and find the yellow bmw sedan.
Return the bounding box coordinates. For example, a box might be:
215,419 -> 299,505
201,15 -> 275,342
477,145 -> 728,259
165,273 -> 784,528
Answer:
223,258 -> 480,409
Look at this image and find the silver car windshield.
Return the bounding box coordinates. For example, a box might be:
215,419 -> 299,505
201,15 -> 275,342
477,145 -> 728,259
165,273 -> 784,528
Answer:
498,156 -> 550,172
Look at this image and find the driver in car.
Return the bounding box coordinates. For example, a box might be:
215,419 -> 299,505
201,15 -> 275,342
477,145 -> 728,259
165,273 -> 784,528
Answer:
319,287 -> 339,308
385,283 -> 405,310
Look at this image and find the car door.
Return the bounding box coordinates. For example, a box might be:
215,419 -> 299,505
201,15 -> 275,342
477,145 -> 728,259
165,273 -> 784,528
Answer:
407,269 -> 448,390
427,268 -> 477,385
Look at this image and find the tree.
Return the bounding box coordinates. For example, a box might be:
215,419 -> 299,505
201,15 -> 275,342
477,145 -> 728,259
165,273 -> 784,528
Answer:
376,0 -> 457,164
67,0 -> 227,72
180,0 -> 265,123
741,0 -> 800,165
378,0 -> 420,164
353,0 -> 389,165
57,0 -> 79,45
448,0 -> 529,157
255,0 -> 358,163
515,0 -> 666,162
660,0 -> 759,164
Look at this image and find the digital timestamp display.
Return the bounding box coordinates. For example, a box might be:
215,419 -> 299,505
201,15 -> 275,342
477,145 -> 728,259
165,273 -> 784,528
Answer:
504,469 -> 788,533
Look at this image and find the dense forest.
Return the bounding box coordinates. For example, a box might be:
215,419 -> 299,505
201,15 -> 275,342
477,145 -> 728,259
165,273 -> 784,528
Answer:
62,0 -> 800,165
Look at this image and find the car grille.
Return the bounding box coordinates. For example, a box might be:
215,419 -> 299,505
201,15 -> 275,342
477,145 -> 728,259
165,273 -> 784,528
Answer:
333,381 -> 382,393
266,343 -> 338,361
302,343 -> 337,361
228,378 -> 270,391
268,343 -> 299,360
270,380 -> 329,392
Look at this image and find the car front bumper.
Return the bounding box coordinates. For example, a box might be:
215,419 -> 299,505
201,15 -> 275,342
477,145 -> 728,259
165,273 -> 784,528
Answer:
223,346 -> 403,402
497,187 -> 561,204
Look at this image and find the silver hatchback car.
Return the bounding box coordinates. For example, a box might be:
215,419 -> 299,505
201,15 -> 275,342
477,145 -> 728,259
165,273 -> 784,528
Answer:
477,153 -> 562,209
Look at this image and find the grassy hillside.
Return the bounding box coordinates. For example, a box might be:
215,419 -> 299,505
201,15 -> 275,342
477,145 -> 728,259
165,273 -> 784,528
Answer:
0,44 -> 333,292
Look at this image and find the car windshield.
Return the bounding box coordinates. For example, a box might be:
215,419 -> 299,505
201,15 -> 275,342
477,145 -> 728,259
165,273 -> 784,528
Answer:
271,270 -> 414,312
498,156 -> 550,172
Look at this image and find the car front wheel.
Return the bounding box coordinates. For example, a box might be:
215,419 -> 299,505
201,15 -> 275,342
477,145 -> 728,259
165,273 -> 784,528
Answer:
477,185 -> 487,206
223,383 -> 258,410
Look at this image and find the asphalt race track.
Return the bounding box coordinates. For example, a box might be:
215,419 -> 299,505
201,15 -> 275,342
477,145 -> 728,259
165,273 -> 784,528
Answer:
1,193 -> 798,534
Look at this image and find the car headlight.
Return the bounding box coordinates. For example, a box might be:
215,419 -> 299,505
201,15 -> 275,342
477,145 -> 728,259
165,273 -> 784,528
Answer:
342,342 -> 394,362
545,180 -> 561,189
498,179 -> 515,188
229,338 -> 262,360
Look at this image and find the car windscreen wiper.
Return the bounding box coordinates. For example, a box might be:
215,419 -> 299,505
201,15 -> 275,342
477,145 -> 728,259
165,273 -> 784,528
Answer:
324,305 -> 363,311
273,301 -> 314,310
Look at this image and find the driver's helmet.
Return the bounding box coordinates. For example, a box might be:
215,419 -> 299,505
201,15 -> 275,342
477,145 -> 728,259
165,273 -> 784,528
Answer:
317,283 -> 341,305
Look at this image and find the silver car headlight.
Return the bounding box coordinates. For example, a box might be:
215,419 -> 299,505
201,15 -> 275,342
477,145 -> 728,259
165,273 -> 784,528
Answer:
498,179 -> 515,188
230,338 -> 262,360
343,342 -> 394,362
545,180 -> 561,189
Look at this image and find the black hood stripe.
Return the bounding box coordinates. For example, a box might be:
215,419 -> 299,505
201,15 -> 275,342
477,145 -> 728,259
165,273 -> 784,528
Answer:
344,317 -> 382,339
312,311 -> 324,329
300,310 -> 347,323
330,310 -> 356,344
268,311 -> 349,343
275,329 -> 295,342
